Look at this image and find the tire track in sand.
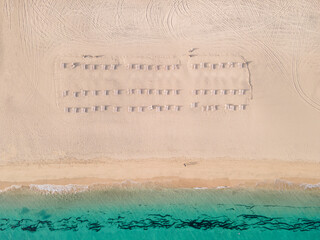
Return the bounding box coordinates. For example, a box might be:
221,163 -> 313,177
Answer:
292,55 -> 320,112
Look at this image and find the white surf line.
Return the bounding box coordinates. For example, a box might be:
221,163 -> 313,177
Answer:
29,184 -> 89,194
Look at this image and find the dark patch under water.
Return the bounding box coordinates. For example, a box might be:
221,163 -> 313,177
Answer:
1,213 -> 319,233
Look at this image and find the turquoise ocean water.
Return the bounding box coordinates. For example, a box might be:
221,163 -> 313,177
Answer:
0,188 -> 319,239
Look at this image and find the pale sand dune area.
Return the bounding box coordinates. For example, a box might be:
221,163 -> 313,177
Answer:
0,0 -> 320,187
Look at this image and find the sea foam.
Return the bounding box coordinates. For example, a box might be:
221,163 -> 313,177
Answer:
1,180 -> 320,195
0,185 -> 22,193
29,184 -> 89,194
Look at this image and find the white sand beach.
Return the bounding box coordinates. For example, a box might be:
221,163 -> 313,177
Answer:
1,158 -> 320,190
0,0 -> 320,189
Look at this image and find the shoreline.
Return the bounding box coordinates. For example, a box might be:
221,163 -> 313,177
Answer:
1,178 -> 320,194
1,158 -> 320,192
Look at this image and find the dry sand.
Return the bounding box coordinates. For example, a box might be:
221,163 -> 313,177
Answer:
0,158 -> 320,190
0,0 -> 320,189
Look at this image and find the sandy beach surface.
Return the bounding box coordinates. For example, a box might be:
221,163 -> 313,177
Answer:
1,158 -> 320,190
1,0 -> 320,191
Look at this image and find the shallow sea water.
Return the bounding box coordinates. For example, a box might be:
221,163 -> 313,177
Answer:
0,188 -> 319,239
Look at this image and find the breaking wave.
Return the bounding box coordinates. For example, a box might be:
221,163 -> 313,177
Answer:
0,179 -> 320,195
